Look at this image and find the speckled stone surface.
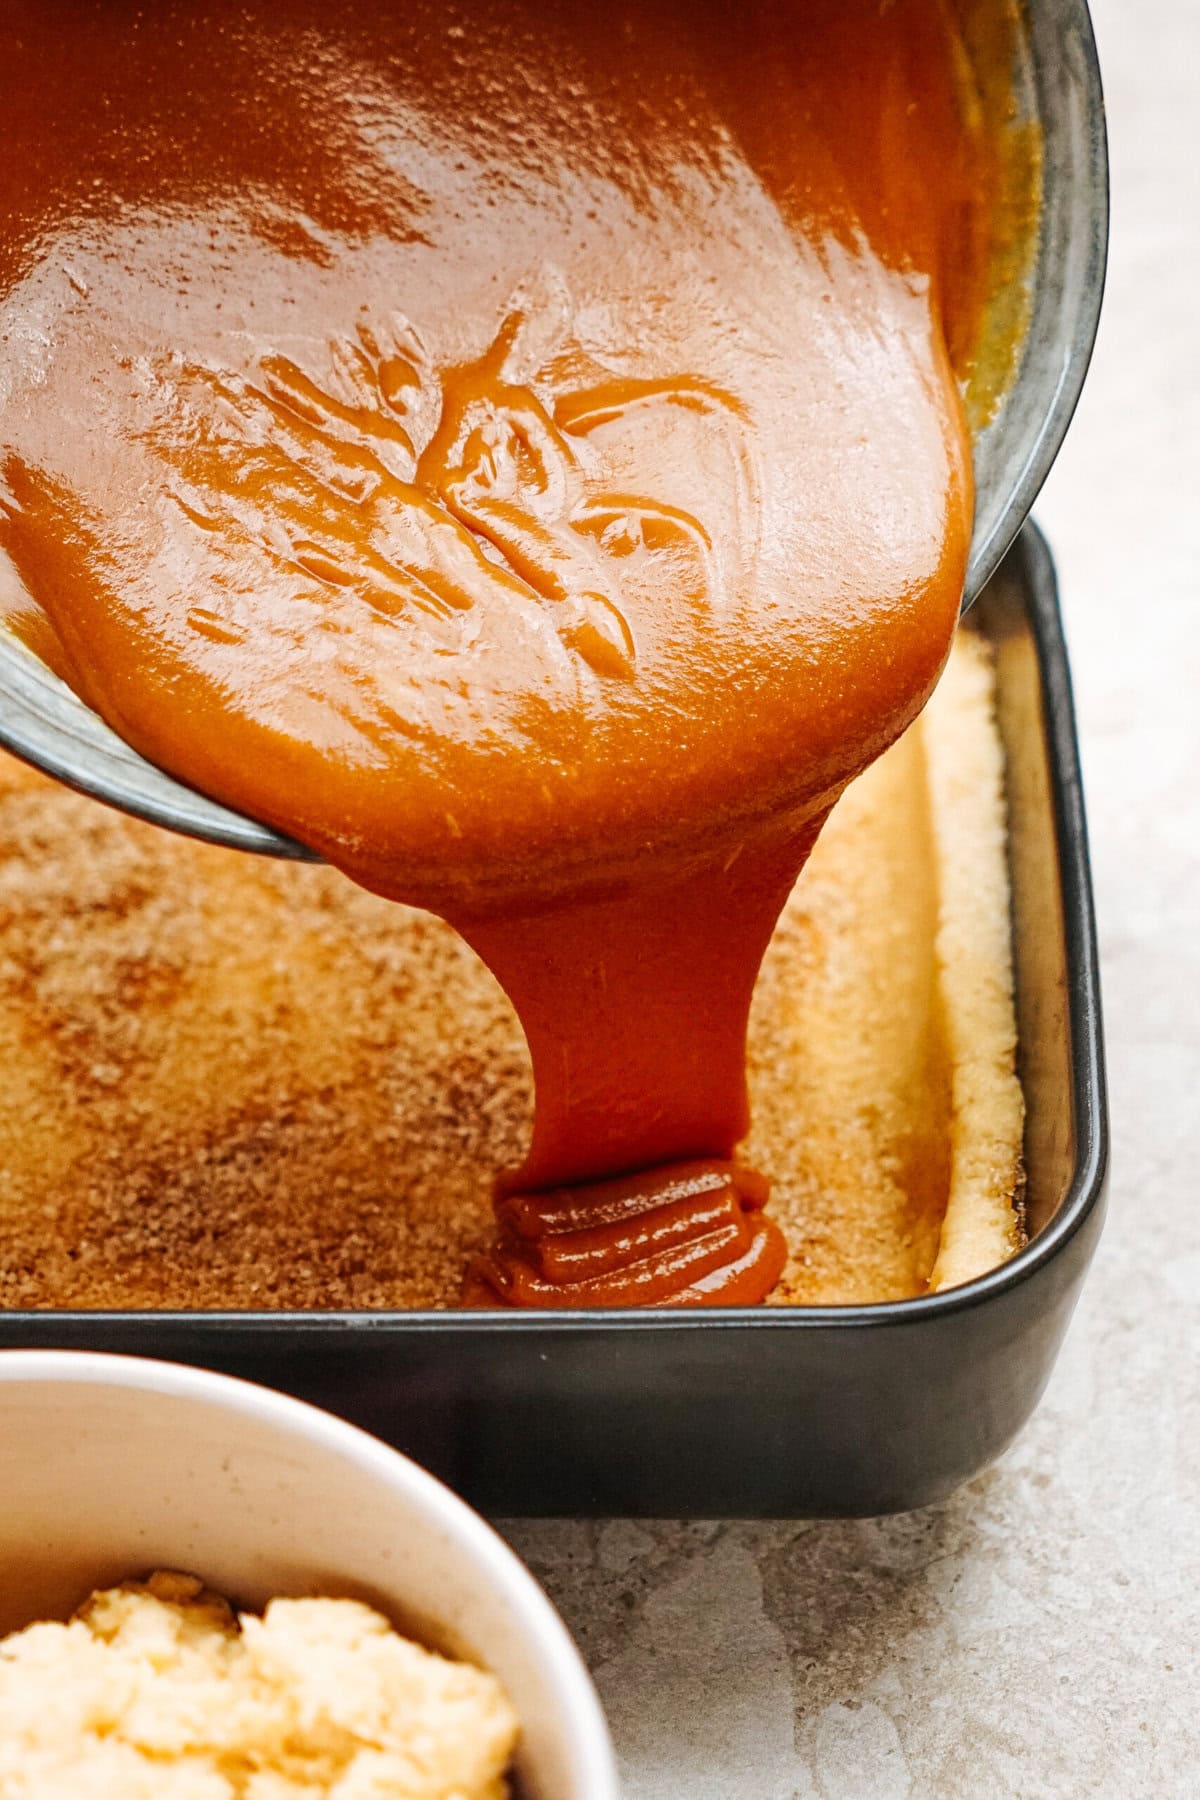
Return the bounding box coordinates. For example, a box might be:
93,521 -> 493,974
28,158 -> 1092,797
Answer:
503,5 -> 1200,1791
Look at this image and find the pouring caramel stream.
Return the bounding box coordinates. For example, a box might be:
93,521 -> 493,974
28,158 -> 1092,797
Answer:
0,0 -> 1001,1306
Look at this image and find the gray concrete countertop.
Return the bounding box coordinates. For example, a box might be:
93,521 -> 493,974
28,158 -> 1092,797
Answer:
504,4 -> 1200,1791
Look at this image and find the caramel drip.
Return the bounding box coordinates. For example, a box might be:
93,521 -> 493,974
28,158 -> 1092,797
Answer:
464,1160 -> 785,1308
456,827 -> 817,1307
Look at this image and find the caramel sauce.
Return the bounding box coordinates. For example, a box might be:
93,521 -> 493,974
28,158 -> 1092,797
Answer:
465,1161 -> 782,1308
0,0 -> 1002,1306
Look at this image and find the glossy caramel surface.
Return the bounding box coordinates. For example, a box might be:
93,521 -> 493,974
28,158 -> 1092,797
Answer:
0,0 -> 998,1304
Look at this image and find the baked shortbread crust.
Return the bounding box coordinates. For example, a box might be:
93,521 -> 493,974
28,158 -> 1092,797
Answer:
0,631 -> 1022,1310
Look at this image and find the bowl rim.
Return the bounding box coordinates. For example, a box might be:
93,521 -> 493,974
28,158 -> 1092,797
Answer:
0,1347 -> 621,1800
963,0 -> 1110,605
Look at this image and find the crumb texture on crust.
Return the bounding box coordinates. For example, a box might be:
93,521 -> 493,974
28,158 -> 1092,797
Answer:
0,631 -> 1022,1309
0,1571 -> 517,1798
748,628 -> 1023,1303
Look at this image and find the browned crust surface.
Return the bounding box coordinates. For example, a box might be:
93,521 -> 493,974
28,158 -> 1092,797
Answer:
0,633 -> 1021,1310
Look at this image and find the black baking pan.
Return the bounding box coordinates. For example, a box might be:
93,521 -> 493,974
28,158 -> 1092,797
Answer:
0,523 -> 1107,1517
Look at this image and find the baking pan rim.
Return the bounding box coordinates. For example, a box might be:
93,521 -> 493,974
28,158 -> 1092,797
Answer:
0,524 -> 1107,1340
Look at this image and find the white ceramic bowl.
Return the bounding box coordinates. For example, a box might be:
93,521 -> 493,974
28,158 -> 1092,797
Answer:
0,1351 -> 619,1800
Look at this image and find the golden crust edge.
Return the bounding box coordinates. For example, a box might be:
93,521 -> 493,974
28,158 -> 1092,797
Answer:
922,629 -> 1025,1293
